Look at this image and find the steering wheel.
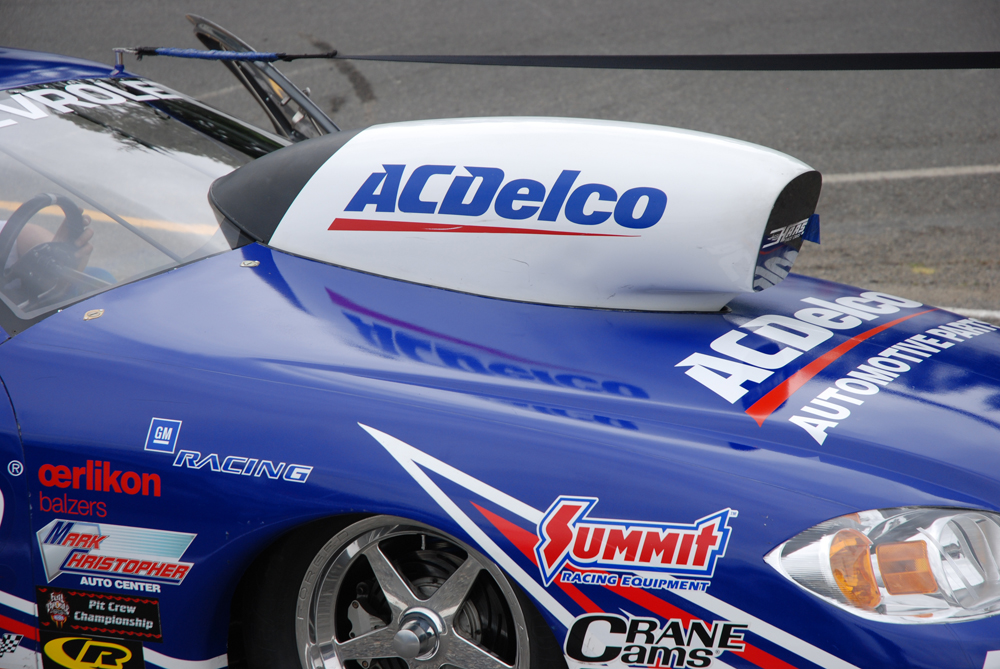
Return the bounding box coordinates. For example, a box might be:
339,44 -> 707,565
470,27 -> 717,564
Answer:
0,193 -> 109,308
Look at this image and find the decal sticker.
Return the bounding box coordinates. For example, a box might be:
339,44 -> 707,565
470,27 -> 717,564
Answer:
39,493 -> 107,519
0,633 -> 23,657
169,450 -> 312,482
78,577 -> 161,594
45,591 -> 71,628
141,418 -> 313,482
341,165 -> 666,233
37,587 -> 161,642
565,613 -> 747,667
786,318 -> 998,444
37,519 -> 195,585
676,291 -> 927,407
38,461 -> 161,497
39,631 -> 145,669
362,424 -> 864,669
536,497 -> 734,586
144,418 -> 182,454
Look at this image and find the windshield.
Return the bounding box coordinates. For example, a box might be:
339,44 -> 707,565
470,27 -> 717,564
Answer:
0,77 -> 286,329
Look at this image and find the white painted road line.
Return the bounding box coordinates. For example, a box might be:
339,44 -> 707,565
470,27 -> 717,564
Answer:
825,164 -> 1000,184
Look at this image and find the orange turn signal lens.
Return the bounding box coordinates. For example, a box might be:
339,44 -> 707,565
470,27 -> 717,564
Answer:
876,540 -> 938,595
830,528 -> 881,610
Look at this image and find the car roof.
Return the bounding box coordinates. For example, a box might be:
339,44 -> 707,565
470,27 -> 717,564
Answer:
0,46 -> 116,89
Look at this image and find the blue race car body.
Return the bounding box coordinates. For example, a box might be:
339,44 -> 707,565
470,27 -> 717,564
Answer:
0,42 -> 998,669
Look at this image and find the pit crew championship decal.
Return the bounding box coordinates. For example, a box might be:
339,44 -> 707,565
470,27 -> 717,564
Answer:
36,587 -> 162,641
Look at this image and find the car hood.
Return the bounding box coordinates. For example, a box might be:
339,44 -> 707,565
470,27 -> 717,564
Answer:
6,244 -> 1000,510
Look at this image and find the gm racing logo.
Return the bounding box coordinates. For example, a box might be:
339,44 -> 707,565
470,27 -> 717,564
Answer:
535,497 -> 734,586
336,165 -> 667,233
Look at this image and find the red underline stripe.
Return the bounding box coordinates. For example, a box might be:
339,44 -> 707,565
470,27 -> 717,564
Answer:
746,308 -> 937,426
329,217 -> 638,236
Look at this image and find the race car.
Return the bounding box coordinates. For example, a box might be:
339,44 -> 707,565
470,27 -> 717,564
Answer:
1,17 -> 999,669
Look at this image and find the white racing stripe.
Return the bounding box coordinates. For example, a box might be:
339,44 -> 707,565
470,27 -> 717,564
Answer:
825,164 -> 1000,184
143,648 -> 228,669
360,423 -> 573,629
361,424 -> 861,669
0,589 -> 36,616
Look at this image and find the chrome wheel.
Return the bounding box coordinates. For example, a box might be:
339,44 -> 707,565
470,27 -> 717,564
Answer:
295,516 -> 529,669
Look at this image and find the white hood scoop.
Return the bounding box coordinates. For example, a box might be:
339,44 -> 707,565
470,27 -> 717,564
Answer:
212,117 -> 821,311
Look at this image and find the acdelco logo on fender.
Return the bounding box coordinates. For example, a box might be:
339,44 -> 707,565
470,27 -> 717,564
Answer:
535,497 -> 734,586
675,290 -> 923,407
341,165 -> 667,231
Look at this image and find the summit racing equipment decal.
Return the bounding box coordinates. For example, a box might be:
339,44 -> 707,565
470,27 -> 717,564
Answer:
536,497 -> 733,586
337,165 -> 667,234
37,520 -> 195,585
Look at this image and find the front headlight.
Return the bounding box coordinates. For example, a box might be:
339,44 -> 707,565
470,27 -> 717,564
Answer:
765,507 -> 1000,623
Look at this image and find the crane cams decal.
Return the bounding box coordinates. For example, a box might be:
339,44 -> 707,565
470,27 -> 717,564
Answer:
566,613 -> 748,668
535,496 -> 734,588
37,520 -> 195,585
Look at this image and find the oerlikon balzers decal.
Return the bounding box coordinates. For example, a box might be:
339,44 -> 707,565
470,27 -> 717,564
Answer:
535,496 -> 734,587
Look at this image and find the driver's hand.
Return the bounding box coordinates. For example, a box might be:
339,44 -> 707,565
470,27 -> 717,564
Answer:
53,214 -> 93,271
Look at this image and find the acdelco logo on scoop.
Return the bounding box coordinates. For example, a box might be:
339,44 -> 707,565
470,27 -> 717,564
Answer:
340,165 -> 667,231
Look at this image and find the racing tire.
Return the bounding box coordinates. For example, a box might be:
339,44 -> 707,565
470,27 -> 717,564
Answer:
238,515 -> 567,669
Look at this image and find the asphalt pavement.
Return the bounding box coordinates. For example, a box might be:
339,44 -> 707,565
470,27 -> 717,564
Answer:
4,1 -> 999,317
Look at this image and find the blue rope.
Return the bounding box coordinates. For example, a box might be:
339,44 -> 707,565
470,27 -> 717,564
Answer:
140,48 -> 284,61
113,47 -> 337,65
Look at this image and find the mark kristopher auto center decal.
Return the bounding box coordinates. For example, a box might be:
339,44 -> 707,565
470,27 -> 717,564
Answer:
39,631 -> 145,669
37,587 -> 161,641
36,519 -> 195,585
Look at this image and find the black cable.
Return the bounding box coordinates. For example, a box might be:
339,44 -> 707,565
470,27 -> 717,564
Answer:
333,51 -> 1000,71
